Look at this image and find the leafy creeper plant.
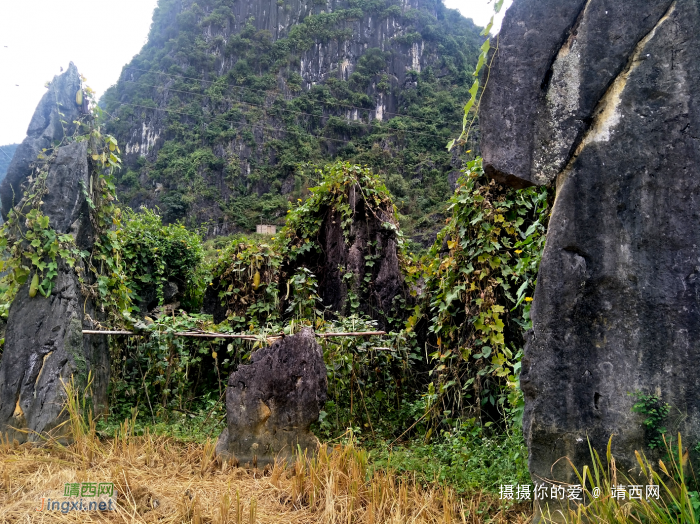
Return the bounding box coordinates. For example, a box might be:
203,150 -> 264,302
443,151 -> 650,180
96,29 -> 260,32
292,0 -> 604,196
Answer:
630,391 -> 671,450
448,0 -> 505,152
413,157 -> 549,426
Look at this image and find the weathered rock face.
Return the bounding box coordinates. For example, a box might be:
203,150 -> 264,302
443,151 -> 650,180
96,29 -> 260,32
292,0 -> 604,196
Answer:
481,0 -> 700,506
314,185 -> 404,329
216,328 -> 327,466
118,0 -> 444,168
0,69 -> 109,443
0,63 -> 81,218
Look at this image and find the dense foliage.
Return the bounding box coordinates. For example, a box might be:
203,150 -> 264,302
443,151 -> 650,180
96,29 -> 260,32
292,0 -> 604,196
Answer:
119,207 -> 206,312
207,235 -> 285,329
95,158 -> 544,503
103,159 -> 550,447
207,161 -> 407,327
102,0 -> 484,242
415,157 -> 549,426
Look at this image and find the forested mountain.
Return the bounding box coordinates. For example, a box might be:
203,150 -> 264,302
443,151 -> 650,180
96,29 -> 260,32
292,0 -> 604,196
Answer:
0,144 -> 18,185
102,0 -> 483,242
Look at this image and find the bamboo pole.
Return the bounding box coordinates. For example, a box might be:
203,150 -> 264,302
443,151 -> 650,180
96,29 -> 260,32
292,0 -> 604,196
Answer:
82,330 -> 385,338
317,331 -> 386,337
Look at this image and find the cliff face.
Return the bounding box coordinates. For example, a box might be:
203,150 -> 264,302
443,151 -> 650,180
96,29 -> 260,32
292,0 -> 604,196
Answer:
103,0 -> 482,238
480,0 -> 700,515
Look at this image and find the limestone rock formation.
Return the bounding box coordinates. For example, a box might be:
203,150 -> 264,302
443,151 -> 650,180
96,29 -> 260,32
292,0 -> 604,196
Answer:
0,63 -> 81,218
312,184 -> 404,329
102,0 -> 482,236
481,0 -> 700,507
0,68 -> 109,443
204,173 -> 407,329
216,328 -> 327,466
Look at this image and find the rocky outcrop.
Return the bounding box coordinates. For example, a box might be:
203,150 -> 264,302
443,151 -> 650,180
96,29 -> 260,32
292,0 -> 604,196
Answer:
216,328 -> 327,466
313,184 -> 404,328
481,0 -> 700,513
0,68 -> 109,443
0,63 -> 81,218
117,0 -> 444,167
204,172 -> 407,328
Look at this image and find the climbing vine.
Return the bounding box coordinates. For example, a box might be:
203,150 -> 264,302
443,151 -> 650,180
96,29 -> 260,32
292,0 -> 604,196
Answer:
209,237 -> 284,330
208,161 -> 409,328
0,76 -> 132,328
414,157 -> 549,425
0,151 -> 77,307
283,161 -> 404,258
448,0 -> 505,151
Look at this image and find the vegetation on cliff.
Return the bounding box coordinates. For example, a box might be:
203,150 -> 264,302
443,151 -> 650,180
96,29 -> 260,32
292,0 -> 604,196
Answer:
102,0 -> 483,242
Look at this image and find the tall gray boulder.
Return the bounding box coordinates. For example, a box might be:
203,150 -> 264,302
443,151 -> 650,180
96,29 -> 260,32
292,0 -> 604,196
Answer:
0,63 -> 82,218
314,184 -> 404,329
480,0 -> 700,512
0,67 -> 108,443
216,328 -> 327,466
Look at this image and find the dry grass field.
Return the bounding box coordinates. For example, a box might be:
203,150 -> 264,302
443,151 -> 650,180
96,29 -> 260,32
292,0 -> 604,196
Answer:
0,414 -> 532,523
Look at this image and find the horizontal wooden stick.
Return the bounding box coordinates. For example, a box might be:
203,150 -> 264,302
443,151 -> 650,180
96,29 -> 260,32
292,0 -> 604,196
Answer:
174,332 -> 259,340
317,331 -> 387,337
83,330 -> 261,339
82,330 -> 133,335
82,330 -> 385,338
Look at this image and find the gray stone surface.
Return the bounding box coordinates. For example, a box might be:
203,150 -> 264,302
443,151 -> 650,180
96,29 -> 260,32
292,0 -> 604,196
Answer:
481,0 -> 700,512
0,63 -> 81,218
216,328 -> 327,466
481,0 -> 675,187
315,184 -> 404,329
0,68 -> 108,443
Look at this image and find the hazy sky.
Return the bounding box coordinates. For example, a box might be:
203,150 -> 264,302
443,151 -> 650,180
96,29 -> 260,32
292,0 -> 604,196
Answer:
0,0 -> 511,146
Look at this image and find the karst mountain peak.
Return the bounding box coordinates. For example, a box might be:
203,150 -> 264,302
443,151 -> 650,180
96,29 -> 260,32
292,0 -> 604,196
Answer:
101,0 -> 483,243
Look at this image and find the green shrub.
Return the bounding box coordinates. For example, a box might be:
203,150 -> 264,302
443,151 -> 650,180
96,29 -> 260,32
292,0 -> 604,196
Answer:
120,207 -> 206,312
208,236 -> 283,329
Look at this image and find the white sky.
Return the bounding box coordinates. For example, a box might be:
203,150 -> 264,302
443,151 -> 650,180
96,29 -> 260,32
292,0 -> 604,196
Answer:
0,0 -> 511,146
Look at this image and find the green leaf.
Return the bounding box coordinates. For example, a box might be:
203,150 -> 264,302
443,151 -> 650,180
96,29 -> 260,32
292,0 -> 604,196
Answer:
468,79 -> 480,98
481,20 -> 494,36
463,98 -> 476,118
474,53 -> 486,75
29,273 -> 39,298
